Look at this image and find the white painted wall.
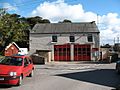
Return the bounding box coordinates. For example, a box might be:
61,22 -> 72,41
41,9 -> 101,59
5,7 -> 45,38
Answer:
18,48 -> 28,55
30,33 -> 99,61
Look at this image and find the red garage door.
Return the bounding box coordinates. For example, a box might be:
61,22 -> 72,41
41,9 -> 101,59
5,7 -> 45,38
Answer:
74,44 -> 91,61
54,44 -> 70,61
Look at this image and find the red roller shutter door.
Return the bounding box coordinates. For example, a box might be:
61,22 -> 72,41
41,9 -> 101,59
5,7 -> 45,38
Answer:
54,44 -> 70,61
74,44 -> 91,61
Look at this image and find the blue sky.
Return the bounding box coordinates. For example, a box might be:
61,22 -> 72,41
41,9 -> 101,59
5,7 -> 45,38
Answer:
0,0 -> 120,45
0,0 -> 120,17
67,0 -> 120,15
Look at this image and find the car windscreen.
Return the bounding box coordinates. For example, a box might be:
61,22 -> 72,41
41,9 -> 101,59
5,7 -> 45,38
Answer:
0,57 -> 23,66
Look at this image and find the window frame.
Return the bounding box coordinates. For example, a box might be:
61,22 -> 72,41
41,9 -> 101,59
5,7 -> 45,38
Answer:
87,34 -> 93,42
24,58 -> 29,67
69,36 -> 75,42
52,35 -> 57,42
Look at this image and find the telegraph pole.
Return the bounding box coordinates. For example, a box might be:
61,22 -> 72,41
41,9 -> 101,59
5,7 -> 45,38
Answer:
114,37 -> 115,45
117,37 -> 119,43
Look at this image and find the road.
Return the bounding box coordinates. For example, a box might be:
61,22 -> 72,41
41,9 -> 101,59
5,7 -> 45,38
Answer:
0,62 -> 120,90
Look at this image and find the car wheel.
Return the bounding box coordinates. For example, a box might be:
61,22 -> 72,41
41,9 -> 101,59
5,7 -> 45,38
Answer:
17,75 -> 23,86
28,70 -> 33,77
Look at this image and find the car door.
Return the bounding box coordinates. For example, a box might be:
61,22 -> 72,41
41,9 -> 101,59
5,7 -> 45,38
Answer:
27,57 -> 33,72
26,57 -> 33,75
23,57 -> 30,77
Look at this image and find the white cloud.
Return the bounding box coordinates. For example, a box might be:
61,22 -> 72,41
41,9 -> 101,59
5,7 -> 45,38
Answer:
31,0 -> 85,22
31,0 -> 120,45
99,13 -> 120,44
3,3 -> 18,11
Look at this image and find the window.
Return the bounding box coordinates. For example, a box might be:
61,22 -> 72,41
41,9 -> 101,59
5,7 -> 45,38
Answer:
70,36 -> 75,42
52,35 -> 57,42
87,48 -> 90,51
0,57 -> 23,66
87,34 -> 93,42
24,58 -> 29,67
27,57 -> 32,64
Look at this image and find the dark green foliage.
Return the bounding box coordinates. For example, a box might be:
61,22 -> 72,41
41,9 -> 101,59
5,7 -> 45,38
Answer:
26,16 -> 50,29
113,44 -> 120,52
0,8 -> 72,55
0,10 -> 29,53
59,19 -> 72,23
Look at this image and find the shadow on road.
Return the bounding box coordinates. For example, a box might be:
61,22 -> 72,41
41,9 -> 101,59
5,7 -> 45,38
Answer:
56,69 -> 120,89
0,85 -> 12,88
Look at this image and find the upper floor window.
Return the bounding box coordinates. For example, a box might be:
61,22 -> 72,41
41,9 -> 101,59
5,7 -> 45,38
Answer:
87,34 -> 93,42
52,35 -> 57,42
70,36 -> 75,42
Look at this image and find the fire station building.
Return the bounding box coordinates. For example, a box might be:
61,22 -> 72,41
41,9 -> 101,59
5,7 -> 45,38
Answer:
30,21 -> 100,62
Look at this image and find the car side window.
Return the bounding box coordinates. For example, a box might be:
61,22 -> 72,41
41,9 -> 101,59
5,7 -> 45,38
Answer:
26,57 -> 32,64
24,58 -> 29,67
28,58 -> 32,64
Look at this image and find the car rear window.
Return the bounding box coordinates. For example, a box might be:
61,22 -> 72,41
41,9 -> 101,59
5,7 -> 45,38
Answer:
0,57 -> 23,66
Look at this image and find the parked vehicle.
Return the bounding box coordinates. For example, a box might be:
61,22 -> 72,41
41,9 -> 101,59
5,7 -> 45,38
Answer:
116,60 -> 120,74
0,55 -> 34,86
31,54 -> 45,64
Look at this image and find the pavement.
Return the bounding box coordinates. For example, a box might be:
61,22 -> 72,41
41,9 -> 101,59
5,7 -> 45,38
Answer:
36,61 -> 115,70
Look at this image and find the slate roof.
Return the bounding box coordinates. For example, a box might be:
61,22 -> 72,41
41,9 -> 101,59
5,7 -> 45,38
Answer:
31,21 -> 99,34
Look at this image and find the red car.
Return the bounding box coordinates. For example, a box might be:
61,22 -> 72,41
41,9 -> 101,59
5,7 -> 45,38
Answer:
0,55 -> 34,86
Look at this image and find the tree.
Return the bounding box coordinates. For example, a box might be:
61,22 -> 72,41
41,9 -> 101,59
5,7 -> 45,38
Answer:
41,19 -> 50,23
0,12 -> 29,53
59,19 -> 72,23
26,16 -> 50,29
113,44 -> 120,52
101,44 -> 111,48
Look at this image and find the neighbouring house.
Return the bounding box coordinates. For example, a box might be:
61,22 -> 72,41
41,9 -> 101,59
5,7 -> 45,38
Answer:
113,43 -> 120,58
4,42 -> 28,56
4,42 -> 19,56
100,45 -> 118,62
100,47 -> 110,61
30,21 -> 100,62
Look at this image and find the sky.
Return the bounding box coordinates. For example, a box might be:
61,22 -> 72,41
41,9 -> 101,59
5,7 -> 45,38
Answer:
0,0 -> 120,45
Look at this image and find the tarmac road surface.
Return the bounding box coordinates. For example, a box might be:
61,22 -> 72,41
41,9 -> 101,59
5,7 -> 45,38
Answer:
0,62 -> 120,90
